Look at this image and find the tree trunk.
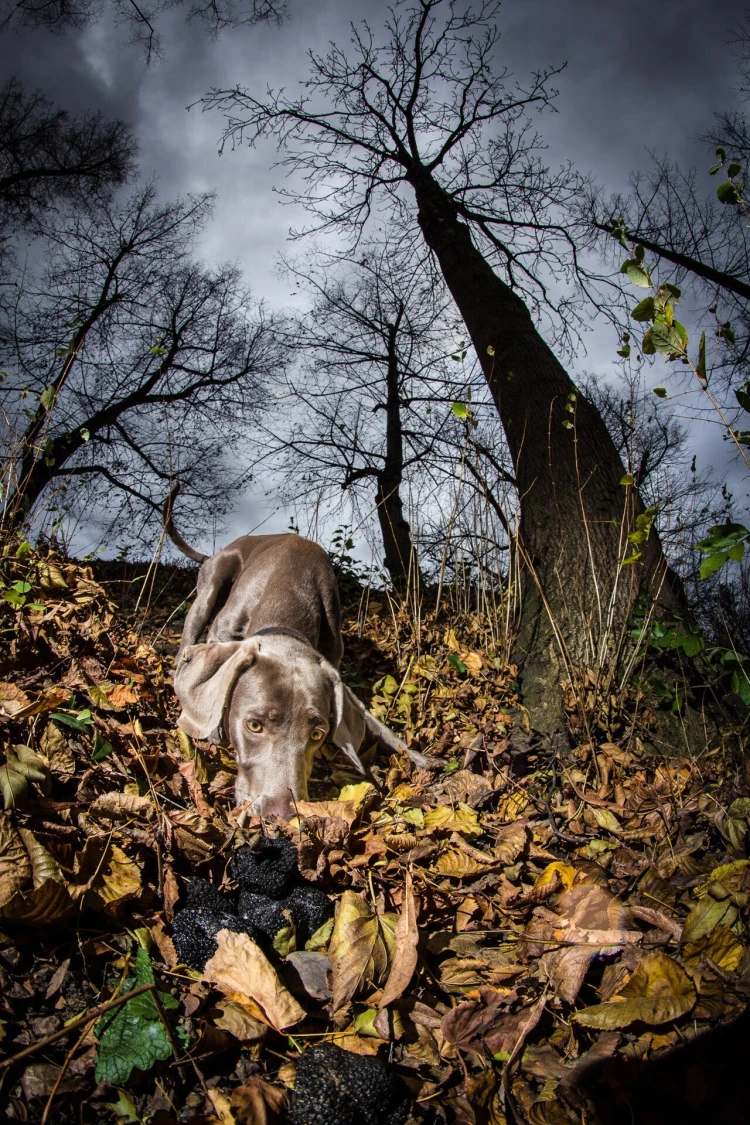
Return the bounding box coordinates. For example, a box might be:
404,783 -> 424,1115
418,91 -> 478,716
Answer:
408,169 -> 683,731
376,314 -> 419,591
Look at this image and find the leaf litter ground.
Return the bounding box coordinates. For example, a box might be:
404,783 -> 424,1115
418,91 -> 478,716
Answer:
0,546 -> 749,1125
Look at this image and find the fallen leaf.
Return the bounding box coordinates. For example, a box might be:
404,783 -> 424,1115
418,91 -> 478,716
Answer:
204,929 -> 305,1031
0,815 -> 31,908
284,951 -> 332,1001
230,1077 -> 286,1125
329,891 -> 395,1012
379,872 -> 419,1007
208,1088 -> 236,1125
424,804 -> 482,838
574,952 -> 696,1029
212,1000 -> 267,1042
435,848 -> 488,878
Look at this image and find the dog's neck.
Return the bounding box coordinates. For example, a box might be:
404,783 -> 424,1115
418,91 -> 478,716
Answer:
250,625 -> 313,647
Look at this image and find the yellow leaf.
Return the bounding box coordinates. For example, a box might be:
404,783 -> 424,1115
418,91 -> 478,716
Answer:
704,924 -> 744,973
695,860 -> 748,897
495,790 -> 531,823
535,862 -> 576,891
444,628 -> 460,651
337,782 -> 376,809
462,651 -> 483,677
424,804 -> 481,838
83,843 -> 141,913
207,1088 -> 236,1125
329,891 -> 380,1012
683,895 -> 737,943
204,929 -> 306,1031
574,952 -> 695,1029
593,807 -> 622,835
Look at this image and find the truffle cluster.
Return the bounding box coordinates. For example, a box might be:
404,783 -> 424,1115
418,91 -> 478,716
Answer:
289,1042 -> 411,1125
172,837 -> 333,970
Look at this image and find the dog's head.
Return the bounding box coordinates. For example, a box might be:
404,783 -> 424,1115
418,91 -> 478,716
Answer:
173,634 -> 366,818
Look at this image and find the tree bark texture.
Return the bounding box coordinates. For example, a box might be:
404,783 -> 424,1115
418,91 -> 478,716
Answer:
409,171 -> 683,731
376,317 -> 419,590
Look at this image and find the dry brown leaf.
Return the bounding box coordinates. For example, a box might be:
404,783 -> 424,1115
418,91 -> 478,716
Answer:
295,799 -> 360,826
208,1089 -> 236,1125
89,791 -> 155,820
230,1077 -> 285,1125
435,848 -> 487,878
0,681 -> 31,716
329,890 -> 394,1012
213,999 -> 268,1043
107,683 -> 139,709
39,722 -> 75,778
204,929 -> 305,1031
379,872 -> 418,1008
0,814 -> 31,908
1,877 -> 74,925
493,822 -> 529,866
574,951 -> 696,1029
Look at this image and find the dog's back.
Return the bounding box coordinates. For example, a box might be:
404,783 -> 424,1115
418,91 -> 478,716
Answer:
179,534 -> 343,667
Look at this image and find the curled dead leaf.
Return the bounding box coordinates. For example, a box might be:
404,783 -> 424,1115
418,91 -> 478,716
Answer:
574,951 -> 696,1029
0,815 -> 31,908
379,873 -> 419,1008
204,929 -> 305,1031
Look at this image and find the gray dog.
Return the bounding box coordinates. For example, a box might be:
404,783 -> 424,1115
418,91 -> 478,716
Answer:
167,510 -> 428,818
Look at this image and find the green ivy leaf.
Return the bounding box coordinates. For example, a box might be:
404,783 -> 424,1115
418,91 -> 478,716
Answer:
95,948 -> 177,1085
451,402 -> 468,418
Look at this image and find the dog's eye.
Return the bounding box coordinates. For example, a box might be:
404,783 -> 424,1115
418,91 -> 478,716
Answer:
246,719 -> 263,733
310,728 -> 325,741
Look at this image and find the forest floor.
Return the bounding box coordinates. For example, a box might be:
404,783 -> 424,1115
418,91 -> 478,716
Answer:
0,544 -> 749,1125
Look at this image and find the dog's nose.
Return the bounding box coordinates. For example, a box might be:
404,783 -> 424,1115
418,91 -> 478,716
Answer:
252,793 -> 294,821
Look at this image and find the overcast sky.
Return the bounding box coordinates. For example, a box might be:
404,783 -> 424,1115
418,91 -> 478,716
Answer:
1,0 -> 744,554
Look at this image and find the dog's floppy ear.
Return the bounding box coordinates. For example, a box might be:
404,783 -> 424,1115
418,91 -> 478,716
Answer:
329,676 -> 367,774
174,640 -> 256,743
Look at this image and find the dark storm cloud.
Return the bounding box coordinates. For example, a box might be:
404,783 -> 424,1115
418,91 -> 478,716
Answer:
2,0 -> 741,293
1,0 -> 743,548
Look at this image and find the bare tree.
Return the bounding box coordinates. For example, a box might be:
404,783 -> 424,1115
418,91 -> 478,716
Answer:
265,244 -> 483,588
1,0 -> 286,63
0,77 -> 136,277
202,0 -> 682,732
0,182 -> 283,544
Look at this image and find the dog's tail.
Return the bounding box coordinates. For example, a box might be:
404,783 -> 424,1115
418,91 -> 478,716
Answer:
163,483 -> 209,565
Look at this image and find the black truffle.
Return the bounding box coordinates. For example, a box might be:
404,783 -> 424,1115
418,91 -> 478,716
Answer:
289,1042 -> 411,1125
172,907 -> 254,970
237,890 -> 291,944
228,837 -> 299,898
281,884 -> 333,946
182,877 -> 234,914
